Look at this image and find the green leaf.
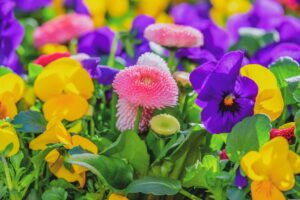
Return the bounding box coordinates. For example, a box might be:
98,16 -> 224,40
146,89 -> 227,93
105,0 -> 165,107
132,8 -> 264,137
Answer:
209,134 -> 227,151
41,187 -> 67,200
126,176 -> 181,196
0,66 -> 12,76
67,153 -> 133,191
294,110 -> 300,141
13,111 -> 47,133
270,57 -> 300,105
226,114 -> 272,162
183,155 -> 220,188
230,28 -> 279,56
28,63 -> 43,82
102,130 -> 149,176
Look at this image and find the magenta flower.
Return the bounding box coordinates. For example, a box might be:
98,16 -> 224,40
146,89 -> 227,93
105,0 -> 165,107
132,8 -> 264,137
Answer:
113,54 -> 178,131
144,23 -> 204,48
34,13 -> 94,48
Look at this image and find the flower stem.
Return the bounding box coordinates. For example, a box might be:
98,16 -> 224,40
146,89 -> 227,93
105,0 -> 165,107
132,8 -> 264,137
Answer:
168,49 -> 177,72
110,92 -> 118,133
134,106 -> 143,133
108,33 -> 119,67
1,155 -> 18,200
179,189 -> 201,200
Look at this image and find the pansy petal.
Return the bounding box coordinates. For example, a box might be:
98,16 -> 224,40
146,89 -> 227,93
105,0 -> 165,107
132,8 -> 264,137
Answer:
241,151 -> 266,181
0,125 -> 20,157
71,135 -> 98,154
189,61 -> 217,91
48,156 -> 82,184
269,162 -> 295,191
0,93 -> 18,119
0,73 -> 24,102
241,64 -> 284,121
43,94 -> 89,121
251,181 -> 285,200
45,149 -> 60,164
215,51 -> 244,77
259,137 -> 289,170
288,151 -> 300,174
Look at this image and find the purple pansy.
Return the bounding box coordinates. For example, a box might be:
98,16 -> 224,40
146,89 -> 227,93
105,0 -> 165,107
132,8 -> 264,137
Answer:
251,42 -> 300,67
78,27 -> 122,57
81,57 -> 119,86
121,15 -> 155,66
64,0 -> 89,15
0,0 -> 24,74
190,51 -> 258,134
14,0 -> 51,12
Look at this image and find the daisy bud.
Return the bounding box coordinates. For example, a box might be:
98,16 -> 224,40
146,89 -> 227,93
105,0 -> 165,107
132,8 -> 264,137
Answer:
149,114 -> 180,136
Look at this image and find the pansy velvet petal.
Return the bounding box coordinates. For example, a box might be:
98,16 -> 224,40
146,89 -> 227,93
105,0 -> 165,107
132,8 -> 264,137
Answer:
43,94 -> 89,121
251,181 -> 285,200
241,64 -> 284,121
215,51 -> 244,77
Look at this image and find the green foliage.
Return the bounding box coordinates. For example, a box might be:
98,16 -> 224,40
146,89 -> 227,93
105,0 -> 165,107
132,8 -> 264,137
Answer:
67,153 -> 134,191
270,57 -> 300,105
0,66 -> 12,76
13,111 -> 47,133
226,114 -> 272,162
41,187 -> 68,200
28,63 -> 43,83
230,28 -> 279,56
102,130 -> 150,176
126,176 -> 182,196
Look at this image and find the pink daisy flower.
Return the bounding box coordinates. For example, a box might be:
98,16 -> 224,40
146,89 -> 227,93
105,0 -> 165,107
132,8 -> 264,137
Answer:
113,65 -> 178,109
113,54 -> 178,131
34,13 -> 94,48
144,23 -> 204,48
137,52 -> 170,74
116,99 -> 154,132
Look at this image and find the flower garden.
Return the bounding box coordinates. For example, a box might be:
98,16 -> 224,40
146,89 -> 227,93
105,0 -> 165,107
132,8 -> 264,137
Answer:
1,0 -> 300,199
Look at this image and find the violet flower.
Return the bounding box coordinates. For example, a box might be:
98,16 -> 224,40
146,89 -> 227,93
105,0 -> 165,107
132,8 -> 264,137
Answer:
0,0 -> 24,74
14,0 -> 51,12
190,51 -> 258,133
77,27 -> 122,57
81,57 -> 119,86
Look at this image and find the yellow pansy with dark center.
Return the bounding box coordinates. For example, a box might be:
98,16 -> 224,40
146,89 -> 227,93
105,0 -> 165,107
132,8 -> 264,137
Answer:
150,114 -> 180,136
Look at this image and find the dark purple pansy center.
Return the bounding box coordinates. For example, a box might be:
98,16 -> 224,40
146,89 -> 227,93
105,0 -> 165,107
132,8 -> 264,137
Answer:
219,92 -> 240,115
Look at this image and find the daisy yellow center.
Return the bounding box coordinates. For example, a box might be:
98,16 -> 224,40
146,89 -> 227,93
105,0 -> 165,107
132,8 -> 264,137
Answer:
0,101 -> 7,119
141,77 -> 153,85
224,94 -> 234,106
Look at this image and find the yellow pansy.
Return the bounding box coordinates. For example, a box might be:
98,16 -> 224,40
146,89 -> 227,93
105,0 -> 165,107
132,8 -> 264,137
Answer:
241,137 -> 300,200
40,44 -> 69,55
52,0 -> 65,15
137,0 -> 170,17
34,58 -> 94,121
22,86 -> 36,108
30,119 -> 98,187
106,0 -> 129,18
0,122 -> 20,157
150,114 -> 180,136
210,0 -> 251,27
0,73 -> 24,119
241,64 -> 284,121
83,0 -> 106,27
155,13 -> 173,23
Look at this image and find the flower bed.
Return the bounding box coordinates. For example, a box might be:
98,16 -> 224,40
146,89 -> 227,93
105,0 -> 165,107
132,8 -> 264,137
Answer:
1,0 -> 300,199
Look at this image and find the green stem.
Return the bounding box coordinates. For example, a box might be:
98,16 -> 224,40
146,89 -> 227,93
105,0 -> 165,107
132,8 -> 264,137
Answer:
168,49 -> 177,72
110,92 -> 118,133
107,34 -> 119,67
134,106 -> 143,133
179,189 -> 201,200
1,155 -> 18,200
90,117 -> 95,137
169,150 -> 188,179
181,93 -> 190,121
